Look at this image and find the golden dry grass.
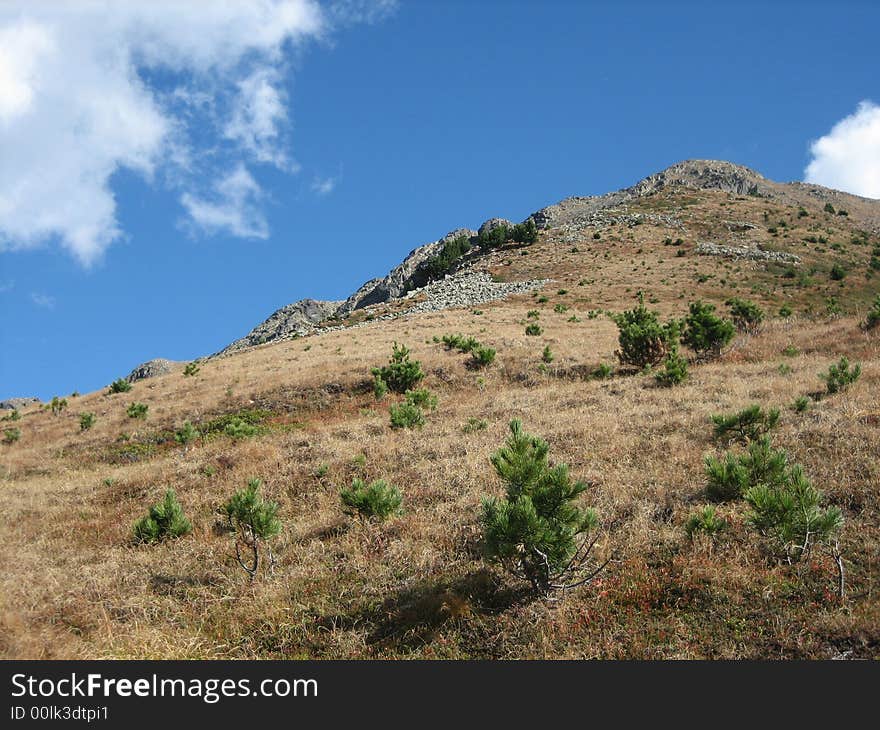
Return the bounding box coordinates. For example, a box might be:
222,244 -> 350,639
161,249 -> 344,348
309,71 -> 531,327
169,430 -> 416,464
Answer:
1,187 -> 878,659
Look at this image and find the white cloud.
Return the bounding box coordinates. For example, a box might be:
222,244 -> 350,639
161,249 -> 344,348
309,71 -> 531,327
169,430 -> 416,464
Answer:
0,1 -> 343,266
805,100 -> 880,199
30,292 -> 55,310
181,165 -> 269,239
311,176 -> 338,195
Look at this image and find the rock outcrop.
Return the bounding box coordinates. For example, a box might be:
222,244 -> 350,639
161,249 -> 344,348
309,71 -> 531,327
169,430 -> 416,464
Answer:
220,299 -> 343,355
127,358 -> 177,382
336,228 -> 477,316
0,396 -> 41,410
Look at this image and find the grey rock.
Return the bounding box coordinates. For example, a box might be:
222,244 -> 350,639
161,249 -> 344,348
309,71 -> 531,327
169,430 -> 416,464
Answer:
127,358 -> 177,382
336,228 -> 477,316
478,218 -> 513,236
695,242 -> 800,264
0,396 -> 40,410
219,299 -> 343,356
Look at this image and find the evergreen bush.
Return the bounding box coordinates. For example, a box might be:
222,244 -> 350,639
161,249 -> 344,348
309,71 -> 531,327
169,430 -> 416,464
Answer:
609,293 -> 680,368
221,479 -> 281,577
711,404 -> 779,444
681,300 -> 735,358
340,478 -> 402,520
481,420 -> 603,595
133,489 -> 192,543
372,342 -> 424,394
820,356 -> 861,394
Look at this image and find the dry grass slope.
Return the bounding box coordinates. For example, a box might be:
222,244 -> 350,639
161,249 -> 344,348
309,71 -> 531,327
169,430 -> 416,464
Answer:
2,185 -> 879,659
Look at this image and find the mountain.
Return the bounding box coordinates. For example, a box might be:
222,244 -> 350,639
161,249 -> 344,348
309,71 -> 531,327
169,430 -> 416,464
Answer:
215,160 -> 880,357
2,159 -> 878,661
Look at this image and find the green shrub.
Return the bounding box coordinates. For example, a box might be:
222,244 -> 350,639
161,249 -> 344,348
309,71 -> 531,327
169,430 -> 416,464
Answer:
2,409 -> 21,422
462,417 -> 488,433
79,412 -> 97,431
510,219 -> 538,244
126,402 -> 148,419
372,375 -> 389,400
525,323 -> 542,336
221,479 -> 281,577
477,223 -> 510,249
526,310 -> 540,320
791,396 -> 810,413
50,396 -> 68,415
829,263 -> 846,280
820,356 -> 861,394
541,345 -> 554,364
681,300 -> 735,358
3,427 -> 21,444
711,404 -> 780,444
685,506 -> 727,540
705,436 -> 788,501
726,297 -> 765,333
471,346 -> 496,368
389,401 -> 425,429
481,420 -> 601,595
745,467 -> 842,561
371,342 -> 424,394
593,362 -> 613,379
863,295 -> 880,331
824,202 -> 836,214
183,361 -> 200,377
779,304 -> 793,318
133,489 -> 192,544
224,418 -> 260,439
609,293 -> 680,368
654,346 -> 689,387
340,478 -> 402,520
108,378 -> 132,394
782,345 -> 799,357
441,333 -> 479,353
404,388 -> 437,411
553,303 -> 568,314
175,421 -> 200,445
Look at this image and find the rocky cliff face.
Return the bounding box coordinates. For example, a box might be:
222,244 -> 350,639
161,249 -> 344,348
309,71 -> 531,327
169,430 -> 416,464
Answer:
219,298 -> 343,355
336,227 -> 477,316
127,358 -> 177,382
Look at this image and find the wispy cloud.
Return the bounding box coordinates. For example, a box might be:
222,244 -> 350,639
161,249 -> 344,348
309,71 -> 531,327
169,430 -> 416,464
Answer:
30,292 -> 55,309
0,280 -> 14,293
0,2 -> 392,266
181,165 -> 269,239
311,175 -> 338,196
805,100 -> 880,199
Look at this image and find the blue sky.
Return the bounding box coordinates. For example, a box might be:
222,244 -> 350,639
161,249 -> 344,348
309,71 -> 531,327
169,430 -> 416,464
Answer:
1,0 -> 878,401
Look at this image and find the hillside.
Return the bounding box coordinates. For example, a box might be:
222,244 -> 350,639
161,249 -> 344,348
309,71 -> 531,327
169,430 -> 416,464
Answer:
2,160 -> 879,659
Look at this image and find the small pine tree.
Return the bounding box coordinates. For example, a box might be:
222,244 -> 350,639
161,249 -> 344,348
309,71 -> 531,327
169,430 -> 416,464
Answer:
126,402 -> 148,419
3,427 -> 21,445
470,346 -> 496,368
726,297 -> 765,333
108,378 -> 132,394
609,293 -> 680,368
79,412 -> 97,431
389,401 -> 425,429
525,323 -> 543,336
372,374 -> 389,400
745,466 -> 843,561
684,506 -> 727,540
50,396 -> 69,415
175,421 -> 200,445
371,342 -> 424,394
681,300 -> 735,359
481,420 -> 603,595
711,404 -> 780,444
654,346 -> 689,387
221,479 -> 281,577
705,436 -> 789,502
133,489 -> 192,544
183,361 -> 200,377
542,345 -> 554,364
340,478 -> 403,520
404,388 -> 437,411
820,356 -> 861,394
